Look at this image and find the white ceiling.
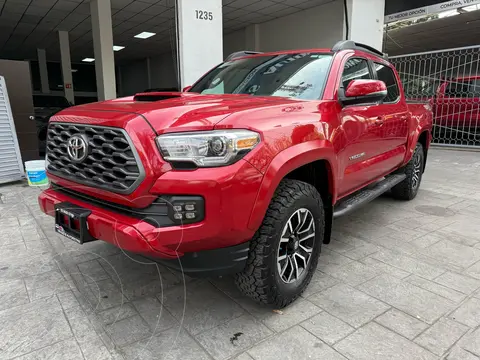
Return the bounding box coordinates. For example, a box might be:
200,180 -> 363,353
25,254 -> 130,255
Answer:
0,0 -> 331,65
385,9 -> 480,56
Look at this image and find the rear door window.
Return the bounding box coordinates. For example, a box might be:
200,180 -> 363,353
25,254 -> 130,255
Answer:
374,63 -> 400,103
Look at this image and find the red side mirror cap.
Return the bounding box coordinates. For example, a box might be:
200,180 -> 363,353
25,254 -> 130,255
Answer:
345,79 -> 387,98
341,80 -> 388,106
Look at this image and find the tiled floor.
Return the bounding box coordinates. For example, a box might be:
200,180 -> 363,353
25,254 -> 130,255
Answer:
1,148 -> 480,360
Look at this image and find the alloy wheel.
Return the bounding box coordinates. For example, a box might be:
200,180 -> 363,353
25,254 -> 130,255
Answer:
412,151 -> 422,190
277,208 -> 316,284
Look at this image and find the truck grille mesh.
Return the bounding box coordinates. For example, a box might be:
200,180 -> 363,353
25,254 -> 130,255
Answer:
46,123 -> 144,194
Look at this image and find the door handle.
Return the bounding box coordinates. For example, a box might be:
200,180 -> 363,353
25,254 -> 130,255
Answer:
374,117 -> 384,125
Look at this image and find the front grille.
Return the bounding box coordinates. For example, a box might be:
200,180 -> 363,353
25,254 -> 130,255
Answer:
46,123 -> 144,194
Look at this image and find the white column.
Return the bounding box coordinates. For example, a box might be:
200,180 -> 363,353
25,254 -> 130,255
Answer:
245,24 -> 260,51
177,0 -> 223,88
58,31 -> 74,104
37,48 -> 49,94
346,0 -> 385,51
90,0 -> 116,100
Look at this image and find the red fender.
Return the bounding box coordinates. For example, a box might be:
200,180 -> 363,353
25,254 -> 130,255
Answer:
403,110 -> 433,166
247,140 -> 337,231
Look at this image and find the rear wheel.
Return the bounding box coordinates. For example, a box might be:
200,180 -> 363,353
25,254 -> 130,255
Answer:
391,143 -> 424,200
235,179 -> 324,308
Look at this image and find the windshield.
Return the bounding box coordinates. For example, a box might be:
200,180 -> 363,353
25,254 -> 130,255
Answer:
190,53 -> 333,100
33,95 -> 70,108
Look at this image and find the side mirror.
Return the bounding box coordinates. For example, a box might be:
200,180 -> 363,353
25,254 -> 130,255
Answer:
182,85 -> 192,92
340,79 -> 387,106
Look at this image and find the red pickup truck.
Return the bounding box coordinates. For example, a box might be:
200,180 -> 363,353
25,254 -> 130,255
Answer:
402,75 -> 480,143
38,41 -> 432,308
432,76 -> 480,142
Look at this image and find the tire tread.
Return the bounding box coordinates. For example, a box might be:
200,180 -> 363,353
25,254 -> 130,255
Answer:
235,179 -> 324,308
391,143 -> 424,200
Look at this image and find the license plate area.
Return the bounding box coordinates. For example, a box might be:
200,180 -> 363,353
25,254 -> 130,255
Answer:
55,202 -> 96,244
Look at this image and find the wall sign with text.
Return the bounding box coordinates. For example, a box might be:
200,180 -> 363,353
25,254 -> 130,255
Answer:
177,0 -> 223,88
385,0 -> 480,23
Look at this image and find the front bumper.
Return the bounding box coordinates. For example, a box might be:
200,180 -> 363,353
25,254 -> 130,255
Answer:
144,242 -> 250,277
38,159 -> 263,275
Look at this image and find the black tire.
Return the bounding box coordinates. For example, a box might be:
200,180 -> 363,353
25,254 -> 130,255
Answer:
391,143 -> 425,201
235,179 -> 324,308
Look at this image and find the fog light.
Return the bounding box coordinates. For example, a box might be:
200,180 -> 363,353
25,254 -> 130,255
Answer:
173,213 -> 183,220
166,195 -> 204,225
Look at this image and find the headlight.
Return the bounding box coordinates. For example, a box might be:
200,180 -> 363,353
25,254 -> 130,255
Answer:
156,130 -> 260,167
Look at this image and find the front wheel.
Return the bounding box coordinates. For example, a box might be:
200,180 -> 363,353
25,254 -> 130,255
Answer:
391,143 -> 425,200
235,179 -> 324,308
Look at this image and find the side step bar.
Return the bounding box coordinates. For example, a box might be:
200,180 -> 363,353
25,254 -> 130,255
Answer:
333,174 -> 406,219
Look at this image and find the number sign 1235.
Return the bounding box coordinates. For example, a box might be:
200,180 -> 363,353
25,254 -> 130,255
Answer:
195,10 -> 213,20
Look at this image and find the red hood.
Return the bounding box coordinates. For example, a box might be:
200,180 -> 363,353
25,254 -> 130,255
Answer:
47,92 -> 322,208
66,92 -> 302,133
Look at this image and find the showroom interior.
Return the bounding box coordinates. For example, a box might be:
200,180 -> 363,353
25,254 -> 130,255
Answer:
1,0 -> 480,179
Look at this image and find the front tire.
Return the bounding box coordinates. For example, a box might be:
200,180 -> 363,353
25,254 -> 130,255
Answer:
235,179 -> 324,308
391,143 -> 425,200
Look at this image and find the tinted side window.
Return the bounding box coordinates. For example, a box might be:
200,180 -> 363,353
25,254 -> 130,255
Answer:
445,82 -> 469,97
445,80 -> 480,98
375,63 -> 400,103
471,80 -> 480,97
341,58 -> 372,89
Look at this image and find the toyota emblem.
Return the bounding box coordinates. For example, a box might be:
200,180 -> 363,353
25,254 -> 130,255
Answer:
67,135 -> 88,162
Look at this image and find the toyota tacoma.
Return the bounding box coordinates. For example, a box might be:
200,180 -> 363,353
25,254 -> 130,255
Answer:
38,41 -> 432,308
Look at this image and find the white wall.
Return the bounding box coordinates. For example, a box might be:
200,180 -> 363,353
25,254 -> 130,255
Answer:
177,0 -> 223,88
347,0 -> 385,51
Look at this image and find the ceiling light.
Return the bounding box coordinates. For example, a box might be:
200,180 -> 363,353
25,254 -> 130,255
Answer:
134,32 -> 156,39
113,45 -> 125,51
82,58 -> 95,62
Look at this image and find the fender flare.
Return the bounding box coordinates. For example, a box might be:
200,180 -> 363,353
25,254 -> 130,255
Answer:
247,140 -> 337,231
404,125 -> 432,165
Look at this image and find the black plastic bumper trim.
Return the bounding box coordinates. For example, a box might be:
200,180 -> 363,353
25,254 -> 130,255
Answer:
50,183 -> 204,228
146,241 -> 250,278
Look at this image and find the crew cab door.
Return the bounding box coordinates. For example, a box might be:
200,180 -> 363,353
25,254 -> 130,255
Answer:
371,62 -> 409,168
337,57 -> 394,197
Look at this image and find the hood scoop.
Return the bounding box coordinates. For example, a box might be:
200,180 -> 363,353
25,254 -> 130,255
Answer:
133,92 -> 183,102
